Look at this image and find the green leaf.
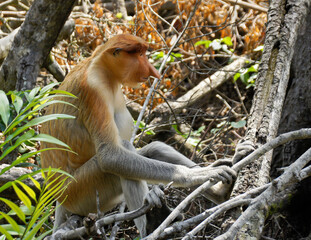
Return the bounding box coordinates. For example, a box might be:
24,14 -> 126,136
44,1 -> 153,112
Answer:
240,72 -> 250,84
230,120 -> 246,128
11,93 -> 23,114
19,205 -> 35,215
0,213 -> 20,235
0,198 -> 26,222
12,183 -> 32,209
0,90 -> 10,126
170,52 -> 183,58
194,40 -> 212,48
247,63 -> 259,73
210,40 -> 222,50
253,45 -> 264,52
28,176 -> 41,191
0,225 -> 14,240
16,180 -> 37,202
0,129 -> 36,161
152,51 -> 164,60
39,82 -> 60,95
28,87 -> 41,101
221,37 -> 233,46
0,234 -> 6,240
233,73 -> 240,82
2,114 -> 75,146
30,133 -> 71,149
35,229 -> 53,240
49,89 -> 77,98
0,224 -> 25,236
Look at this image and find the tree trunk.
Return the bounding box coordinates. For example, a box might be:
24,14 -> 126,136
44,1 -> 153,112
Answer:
229,0 -> 311,239
267,10 -> 311,238
0,0 -> 75,92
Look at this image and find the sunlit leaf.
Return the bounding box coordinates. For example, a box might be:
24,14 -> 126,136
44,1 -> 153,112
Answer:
11,94 -> 23,114
0,225 -> 14,240
0,129 -> 35,161
0,213 -> 21,235
221,37 -> 233,46
16,180 -> 37,202
12,183 -> 32,209
27,87 -> 40,102
30,133 -> 71,149
210,40 -> 222,50
231,120 -> 246,128
0,90 -> 10,126
0,197 -> 26,222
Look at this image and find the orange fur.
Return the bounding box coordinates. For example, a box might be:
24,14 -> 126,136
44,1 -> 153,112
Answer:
41,34 -> 160,213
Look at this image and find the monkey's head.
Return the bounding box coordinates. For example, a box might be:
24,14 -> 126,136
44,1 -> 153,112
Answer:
95,34 -> 160,88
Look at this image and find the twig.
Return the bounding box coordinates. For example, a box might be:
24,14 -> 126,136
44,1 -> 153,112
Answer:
109,202 -> 126,240
49,202 -> 154,239
215,146 -> 311,240
130,0 -> 203,143
222,0 -> 268,13
0,0 -> 16,10
233,128 -> 311,172
182,199 -> 251,239
145,179 -> 215,240
158,184 -> 268,238
146,128 -> 311,239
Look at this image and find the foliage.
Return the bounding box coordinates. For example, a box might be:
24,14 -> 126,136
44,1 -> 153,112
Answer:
195,37 -> 234,54
0,84 -> 75,239
234,62 -> 259,88
173,125 -> 206,149
134,120 -> 155,136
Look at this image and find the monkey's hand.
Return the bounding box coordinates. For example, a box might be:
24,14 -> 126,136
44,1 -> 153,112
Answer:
210,158 -> 233,167
181,165 -> 237,187
232,140 -> 255,164
143,185 -> 164,209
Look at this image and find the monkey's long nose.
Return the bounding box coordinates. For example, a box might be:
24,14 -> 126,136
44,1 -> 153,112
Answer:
149,63 -> 161,79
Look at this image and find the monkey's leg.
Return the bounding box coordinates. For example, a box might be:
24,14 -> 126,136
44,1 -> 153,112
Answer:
137,141 -> 197,167
137,141 -> 234,204
120,141 -> 153,237
121,141 -> 166,237
53,201 -> 72,232
120,178 -> 149,237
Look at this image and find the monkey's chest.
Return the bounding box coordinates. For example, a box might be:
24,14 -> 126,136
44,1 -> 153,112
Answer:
114,108 -> 133,141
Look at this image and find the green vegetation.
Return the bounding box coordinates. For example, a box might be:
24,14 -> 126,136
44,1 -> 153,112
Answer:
0,83 -> 75,239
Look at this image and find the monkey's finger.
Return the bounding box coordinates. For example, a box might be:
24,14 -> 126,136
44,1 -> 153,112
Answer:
151,186 -> 164,208
233,141 -> 255,162
144,186 -> 163,208
219,166 -> 237,183
218,171 -> 234,184
211,159 -> 233,167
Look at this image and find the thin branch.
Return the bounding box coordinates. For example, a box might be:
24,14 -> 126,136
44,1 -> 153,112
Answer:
146,128 -> 311,239
130,0 -> 202,143
222,0 -> 268,13
158,184 -> 269,238
215,146 -> 311,240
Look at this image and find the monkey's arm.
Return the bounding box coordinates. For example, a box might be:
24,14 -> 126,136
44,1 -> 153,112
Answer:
96,141 -> 236,188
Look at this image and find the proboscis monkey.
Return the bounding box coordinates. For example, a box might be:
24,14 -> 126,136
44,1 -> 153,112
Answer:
41,34 -> 240,237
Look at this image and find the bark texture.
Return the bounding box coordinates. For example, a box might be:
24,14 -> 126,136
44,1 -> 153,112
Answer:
229,0 -> 311,239
0,0 -> 75,91
268,11 -> 311,238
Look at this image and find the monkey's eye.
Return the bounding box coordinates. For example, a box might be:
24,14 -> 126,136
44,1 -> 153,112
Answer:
113,48 -> 122,56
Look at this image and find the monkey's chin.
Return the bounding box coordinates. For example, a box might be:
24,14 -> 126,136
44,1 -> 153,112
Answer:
125,82 -> 142,89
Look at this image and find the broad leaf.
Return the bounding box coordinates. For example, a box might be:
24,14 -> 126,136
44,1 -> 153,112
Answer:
0,90 -> 10,126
